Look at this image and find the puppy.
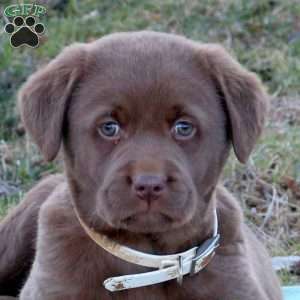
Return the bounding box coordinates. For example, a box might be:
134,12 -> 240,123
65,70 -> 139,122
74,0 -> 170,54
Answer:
0,31 -> 282,300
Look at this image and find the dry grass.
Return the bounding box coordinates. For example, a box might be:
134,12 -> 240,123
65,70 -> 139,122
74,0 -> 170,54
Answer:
224,98 -> 300,256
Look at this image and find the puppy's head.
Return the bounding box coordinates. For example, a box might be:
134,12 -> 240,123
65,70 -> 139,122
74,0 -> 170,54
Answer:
18,32 -> 269,234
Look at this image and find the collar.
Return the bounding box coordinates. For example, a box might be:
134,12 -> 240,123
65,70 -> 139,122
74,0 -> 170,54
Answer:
75,209 -> 220,292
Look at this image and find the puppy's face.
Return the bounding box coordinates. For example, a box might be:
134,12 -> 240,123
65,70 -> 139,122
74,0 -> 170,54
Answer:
66,50 -> 227,233
19,32 -> 269,235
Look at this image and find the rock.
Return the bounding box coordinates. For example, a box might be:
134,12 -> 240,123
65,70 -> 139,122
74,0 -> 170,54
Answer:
0,180 -> 19,197
272,256 -> 300,271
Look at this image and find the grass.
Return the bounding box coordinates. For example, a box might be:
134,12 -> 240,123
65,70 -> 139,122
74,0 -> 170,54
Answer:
0,0 -> 299,284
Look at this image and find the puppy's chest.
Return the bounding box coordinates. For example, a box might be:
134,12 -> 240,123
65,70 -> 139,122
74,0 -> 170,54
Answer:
86,258 -> 216,300
47,205 -> 218,299
96,277 -> 215,300
76,250 -> 208,300
48,239 -> 220,300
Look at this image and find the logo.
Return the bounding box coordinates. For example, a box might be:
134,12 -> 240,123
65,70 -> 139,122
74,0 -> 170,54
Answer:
3,4 -> 46,48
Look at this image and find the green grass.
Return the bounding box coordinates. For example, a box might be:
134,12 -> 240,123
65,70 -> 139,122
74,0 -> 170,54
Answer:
0,0 -> 299,281
0,194 -> 22,218
279,270 -> 299,286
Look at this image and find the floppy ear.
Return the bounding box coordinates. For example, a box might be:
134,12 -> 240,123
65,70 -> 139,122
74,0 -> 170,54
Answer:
18,43 -> 86,161
198,44 -> 269,163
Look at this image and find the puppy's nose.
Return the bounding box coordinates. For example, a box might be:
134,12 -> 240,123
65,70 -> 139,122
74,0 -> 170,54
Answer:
133,175 -> 166,201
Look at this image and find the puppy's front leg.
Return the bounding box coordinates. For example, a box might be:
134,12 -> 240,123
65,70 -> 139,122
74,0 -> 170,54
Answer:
0,175 -> 64,296
19,187 -> 110,300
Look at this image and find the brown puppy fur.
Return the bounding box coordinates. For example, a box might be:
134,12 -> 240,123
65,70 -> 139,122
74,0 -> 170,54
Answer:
0,31 -> 282,300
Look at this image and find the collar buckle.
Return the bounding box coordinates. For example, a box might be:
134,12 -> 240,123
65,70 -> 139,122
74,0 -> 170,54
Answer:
190,234 -> 220,275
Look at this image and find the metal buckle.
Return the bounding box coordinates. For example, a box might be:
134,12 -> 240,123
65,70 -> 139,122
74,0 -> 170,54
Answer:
160,255 -> 185,285
176,255 -> 184,285
190,234 -> 220,276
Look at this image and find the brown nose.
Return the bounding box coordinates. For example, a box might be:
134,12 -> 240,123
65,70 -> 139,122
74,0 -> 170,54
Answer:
133,175 -> 166,201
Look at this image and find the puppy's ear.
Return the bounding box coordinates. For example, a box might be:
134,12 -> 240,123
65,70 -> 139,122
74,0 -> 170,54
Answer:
198,44 -> 269,163
18,44 -> 86,161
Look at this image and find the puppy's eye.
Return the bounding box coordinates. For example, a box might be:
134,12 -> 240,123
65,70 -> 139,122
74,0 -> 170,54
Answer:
98,121 -> 120,138
172,121 -> 195,139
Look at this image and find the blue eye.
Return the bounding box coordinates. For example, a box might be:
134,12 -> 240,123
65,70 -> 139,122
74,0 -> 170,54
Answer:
173,121 -> 195,138
99,121 -> 120,138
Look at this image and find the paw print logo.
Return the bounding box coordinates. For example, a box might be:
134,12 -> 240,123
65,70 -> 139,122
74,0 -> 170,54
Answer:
4,16 -> 45,48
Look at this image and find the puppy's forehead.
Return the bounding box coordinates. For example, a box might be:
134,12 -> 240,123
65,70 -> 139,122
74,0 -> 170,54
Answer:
73,32 -> 218,121
89,31 -> 198,65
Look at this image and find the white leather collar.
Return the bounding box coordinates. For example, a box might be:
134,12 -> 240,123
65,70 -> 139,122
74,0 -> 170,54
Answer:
75,209 -> 220,292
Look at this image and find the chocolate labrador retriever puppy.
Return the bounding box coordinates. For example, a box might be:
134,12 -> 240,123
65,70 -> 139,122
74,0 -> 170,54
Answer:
0,31 -> 282,300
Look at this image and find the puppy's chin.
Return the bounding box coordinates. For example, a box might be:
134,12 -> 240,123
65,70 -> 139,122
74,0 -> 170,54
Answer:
119,212 -> 186,234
